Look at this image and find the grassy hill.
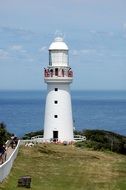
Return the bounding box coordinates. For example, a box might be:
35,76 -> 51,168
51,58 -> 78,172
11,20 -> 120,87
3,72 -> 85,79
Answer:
1,144 -> 126,190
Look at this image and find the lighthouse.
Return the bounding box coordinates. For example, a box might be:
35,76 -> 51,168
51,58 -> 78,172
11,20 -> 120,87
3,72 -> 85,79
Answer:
43,37 -> 74,142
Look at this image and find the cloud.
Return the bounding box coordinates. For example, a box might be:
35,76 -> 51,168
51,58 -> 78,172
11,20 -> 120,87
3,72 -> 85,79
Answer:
11,45 -> 22,51
0,26 -> 36,43
0,26 -> 45,64
81,49 -> 96,54
39,46 -> 47,52
71,50 -> 79,56
10,45 -> 23,51
6,43 -> 35,63
71,49 -> 97,56
9,44 -> 27,55
89,29 -> 115,38
0,49 -> 9,59
123,23 -> 126,30
90,30 -> 97,34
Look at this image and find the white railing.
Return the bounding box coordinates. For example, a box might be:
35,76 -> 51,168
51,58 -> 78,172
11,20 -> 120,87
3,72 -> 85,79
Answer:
22,135 -> 86,144
5,140 -> 11,147
74,135 -> 86,142
20,138 -> 45,145
0,140 -> 20,182
31,135 -> 43,139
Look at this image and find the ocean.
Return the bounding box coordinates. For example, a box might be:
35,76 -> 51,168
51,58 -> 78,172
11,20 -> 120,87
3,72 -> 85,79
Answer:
0,90 -> 126,137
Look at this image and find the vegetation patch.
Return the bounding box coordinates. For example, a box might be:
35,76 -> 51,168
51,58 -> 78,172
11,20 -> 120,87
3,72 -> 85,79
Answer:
22,130 -> 44,140
75,129 -> 126,155
0,122 -> 12,145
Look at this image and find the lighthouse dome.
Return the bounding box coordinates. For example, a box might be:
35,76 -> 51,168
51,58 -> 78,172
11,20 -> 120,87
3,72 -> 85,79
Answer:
49,37 -> 68,50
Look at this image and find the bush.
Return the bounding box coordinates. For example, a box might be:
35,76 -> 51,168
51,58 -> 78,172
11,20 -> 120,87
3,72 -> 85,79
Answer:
0,122 -> 12,145
75,129 -> 126,155
22,130 -> 44,140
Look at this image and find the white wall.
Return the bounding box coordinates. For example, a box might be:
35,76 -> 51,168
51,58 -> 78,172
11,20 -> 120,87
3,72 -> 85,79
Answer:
44,83 -> 74,142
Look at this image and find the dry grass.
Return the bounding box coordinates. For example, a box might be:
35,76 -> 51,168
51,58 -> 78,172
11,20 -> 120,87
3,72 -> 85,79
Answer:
0,144 -> 126,190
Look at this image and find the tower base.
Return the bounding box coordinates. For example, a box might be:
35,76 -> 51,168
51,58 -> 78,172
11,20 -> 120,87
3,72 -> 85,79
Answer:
43,83 -> 74,142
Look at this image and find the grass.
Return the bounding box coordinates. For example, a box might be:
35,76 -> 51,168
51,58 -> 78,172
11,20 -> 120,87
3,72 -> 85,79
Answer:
0,144 -> 126,190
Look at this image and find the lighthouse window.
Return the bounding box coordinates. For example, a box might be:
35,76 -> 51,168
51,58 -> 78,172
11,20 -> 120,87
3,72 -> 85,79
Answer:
55,88 -> 58,91
54,115 -> 58,118
55,68 -> 58,76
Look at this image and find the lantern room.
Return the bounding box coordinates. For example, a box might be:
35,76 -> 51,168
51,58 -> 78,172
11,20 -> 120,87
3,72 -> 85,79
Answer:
49,37 -> 69,67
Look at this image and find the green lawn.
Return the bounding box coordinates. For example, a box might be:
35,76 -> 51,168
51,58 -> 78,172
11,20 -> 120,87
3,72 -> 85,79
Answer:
0,144 -> 126,190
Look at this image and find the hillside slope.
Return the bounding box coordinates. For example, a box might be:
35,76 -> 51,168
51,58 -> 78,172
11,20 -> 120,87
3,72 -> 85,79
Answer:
1,144 -> 126,190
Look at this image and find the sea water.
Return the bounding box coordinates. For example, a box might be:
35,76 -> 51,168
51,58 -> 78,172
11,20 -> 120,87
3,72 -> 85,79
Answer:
0,90 -> 126,137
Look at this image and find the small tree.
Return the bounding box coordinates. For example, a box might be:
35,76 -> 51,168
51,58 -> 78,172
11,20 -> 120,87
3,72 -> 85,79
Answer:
0,122 -> 11,145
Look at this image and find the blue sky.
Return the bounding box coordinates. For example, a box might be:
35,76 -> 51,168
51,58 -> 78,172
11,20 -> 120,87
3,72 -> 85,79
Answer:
0,0 -> 126,90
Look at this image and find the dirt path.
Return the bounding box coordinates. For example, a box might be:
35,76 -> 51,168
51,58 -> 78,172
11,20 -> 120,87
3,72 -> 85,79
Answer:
6,147 -> 14,160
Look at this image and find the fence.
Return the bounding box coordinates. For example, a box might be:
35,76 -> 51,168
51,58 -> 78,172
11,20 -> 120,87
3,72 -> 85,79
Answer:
0,140 -> 20,182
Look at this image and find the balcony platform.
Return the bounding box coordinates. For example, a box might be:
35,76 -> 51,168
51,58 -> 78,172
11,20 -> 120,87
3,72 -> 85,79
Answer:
44,76 -> 73,83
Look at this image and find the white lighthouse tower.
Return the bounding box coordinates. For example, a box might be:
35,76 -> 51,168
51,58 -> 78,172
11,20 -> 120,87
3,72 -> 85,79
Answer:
43,37 -> 74,142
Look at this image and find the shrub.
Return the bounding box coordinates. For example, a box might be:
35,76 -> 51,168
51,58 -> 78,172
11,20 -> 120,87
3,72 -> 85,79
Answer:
75,129 -> 126,155
22,130 -> 44,139
0,122 -> 12,145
